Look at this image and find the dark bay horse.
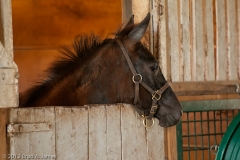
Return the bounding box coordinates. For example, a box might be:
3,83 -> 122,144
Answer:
19,13 -> 182,127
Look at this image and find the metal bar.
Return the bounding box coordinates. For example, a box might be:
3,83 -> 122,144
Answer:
182,133 -> 224,137
226,110 -> 229,127
213,111 -> 217,145
182,118 -> 235,123
220,110 -> 223,139
207,111 -> 211,160
176,119 -> 183,160
187,112 -> 190,160
200,112 -> 204,160
7,122 -> 52,137
194,112 -> 197,160
183,148 -> 211,151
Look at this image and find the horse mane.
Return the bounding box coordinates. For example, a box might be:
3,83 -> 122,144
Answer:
20,25 -> 135,107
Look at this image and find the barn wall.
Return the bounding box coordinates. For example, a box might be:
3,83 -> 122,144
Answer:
161,0 -> 240,82
12,0 -> 122,93
123,1 -> 240,160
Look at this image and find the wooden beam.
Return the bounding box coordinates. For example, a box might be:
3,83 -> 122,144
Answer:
180,99 -> 240,112
170,81 -> 240,96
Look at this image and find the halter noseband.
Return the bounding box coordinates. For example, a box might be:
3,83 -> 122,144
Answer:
116,39 -> 170,127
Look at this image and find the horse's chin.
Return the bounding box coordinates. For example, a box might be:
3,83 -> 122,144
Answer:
155,112 -> 182,128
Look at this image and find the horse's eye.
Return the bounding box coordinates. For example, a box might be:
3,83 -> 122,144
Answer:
150,65 -> 158,72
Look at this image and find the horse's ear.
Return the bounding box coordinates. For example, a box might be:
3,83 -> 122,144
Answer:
122,15 -> 134,30
128,13 -> 150,42
116,15 -> 134,38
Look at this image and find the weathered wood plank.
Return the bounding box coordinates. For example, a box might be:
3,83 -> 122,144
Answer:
0,0 -> 18,108
195,0 -> 205,81
151,0 -> 160,57
132,0 -> 150,46
227,0 -> 238,80
0,68 -> 18,85
0,0 -> 13,58
216,0 -> 228,80
157,0 -> 170,80
180,0 -> 191,81
121,104 -> 148,160
5,105 -> 167,159
0,68 -> 19,107
204,0 -> 215,81
55,107 -> 88,160
171,81 -> 240,96
29,108 -> 55,158
190,0 -> 196,81
238,0 -> 240,79
0,44 -> 12,68
166,126 -> 178,160
9,108 -> 55,160
167,0 -> 181,82
146,119 -> 165,160
9,108 -> 31,157
88,105 -> 107,160
0,108 -> 10,158
106,104 -> 121,160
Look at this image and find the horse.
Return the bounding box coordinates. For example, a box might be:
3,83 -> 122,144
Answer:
19,13 -> 182,128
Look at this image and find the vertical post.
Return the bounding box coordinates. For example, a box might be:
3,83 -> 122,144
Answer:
0,0 -> 19,108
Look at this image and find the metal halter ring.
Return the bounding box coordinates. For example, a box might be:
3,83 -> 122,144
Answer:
152,90 -> 162,100
142,116 -> 155,128
132,74 -> 142,83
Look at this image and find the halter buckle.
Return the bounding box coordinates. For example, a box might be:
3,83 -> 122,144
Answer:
132,74 -> 142,83
150,105 -> 158,115
152,90 -> 162,100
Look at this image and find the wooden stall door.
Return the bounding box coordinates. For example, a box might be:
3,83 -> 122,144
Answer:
7,104 -> 165,160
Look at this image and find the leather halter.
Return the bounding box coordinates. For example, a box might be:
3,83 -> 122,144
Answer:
116,39 -> 170,125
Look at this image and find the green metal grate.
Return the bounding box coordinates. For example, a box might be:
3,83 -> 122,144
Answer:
176,99 -> 240,160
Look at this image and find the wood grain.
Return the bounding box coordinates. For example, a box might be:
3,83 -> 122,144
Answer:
106,104 -> 121,160
55,107 -> 88,160
166,0 -> 181,82
3,104 -> 170,160
121,104 -> 148,160
204,0 -> 215,81
88,105 -> 107,160
9,107 -> 55,159
170,81 -> 240,96
227,0 -> 238,80
180,0 -> 191,81
216,0 -> 228,80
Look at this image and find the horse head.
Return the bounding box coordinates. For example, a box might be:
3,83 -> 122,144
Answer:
116,13 -> 182,127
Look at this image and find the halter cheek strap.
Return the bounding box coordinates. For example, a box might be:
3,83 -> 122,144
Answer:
116,39 -> 170,124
